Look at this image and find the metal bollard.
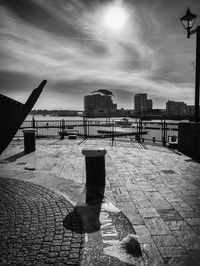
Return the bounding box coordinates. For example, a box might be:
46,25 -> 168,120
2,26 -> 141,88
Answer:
23,128 -> 37,153
82,148 -> 106,188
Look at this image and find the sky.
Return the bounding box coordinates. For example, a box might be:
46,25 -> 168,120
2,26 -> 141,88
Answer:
0,0 -> 200,110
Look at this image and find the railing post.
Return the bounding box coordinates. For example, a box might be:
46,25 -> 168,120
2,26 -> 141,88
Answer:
111,120 -> 115,146
32,116 -> 36,128
162,121 -> 166,146
60,119 -> 65,140
83,117 -> 87,139
138,119 -> 141,143
136,119 -> 138,141
87,120 -> 90,137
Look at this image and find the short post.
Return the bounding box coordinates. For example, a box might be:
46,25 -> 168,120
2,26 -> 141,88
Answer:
83,117 -> 87,139
22,128 -> 37,153
60,119 -> 65,140
111,120 -> 115,146
138,119 -> 142,143
32,116 -> 36,128
82,148 -> 106,188
162,121 -> 166,146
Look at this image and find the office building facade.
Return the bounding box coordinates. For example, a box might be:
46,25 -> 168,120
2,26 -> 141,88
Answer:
134,93 -> 153,114
166,101 -> 186,116
84,89 -> 117,116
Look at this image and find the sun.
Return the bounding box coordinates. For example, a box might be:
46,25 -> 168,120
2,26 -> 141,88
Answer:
103,6 -> 127,30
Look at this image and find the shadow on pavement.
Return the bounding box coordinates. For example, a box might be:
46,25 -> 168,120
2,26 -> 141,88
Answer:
63,185 -> 105,233
0,151 -> 26,163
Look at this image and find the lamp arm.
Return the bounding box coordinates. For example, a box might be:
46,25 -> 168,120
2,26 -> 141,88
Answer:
190,28 -> 198,35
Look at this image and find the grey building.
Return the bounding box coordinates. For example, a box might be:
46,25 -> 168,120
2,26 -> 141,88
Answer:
134,93 -> 153,114
166,101 -> 186,116
84,89 -> 117,117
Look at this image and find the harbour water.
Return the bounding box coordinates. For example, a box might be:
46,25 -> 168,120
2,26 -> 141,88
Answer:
23,115 -> 182,143
26,114 -> 189,124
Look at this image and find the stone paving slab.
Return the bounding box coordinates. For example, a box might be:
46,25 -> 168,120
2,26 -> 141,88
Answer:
0,176 -> 85,266
1,138 -> 200,265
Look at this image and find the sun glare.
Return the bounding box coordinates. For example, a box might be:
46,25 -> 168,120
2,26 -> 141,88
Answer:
104,6 -> 127,30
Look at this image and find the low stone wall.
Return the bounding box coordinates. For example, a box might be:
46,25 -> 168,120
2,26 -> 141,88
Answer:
178,122 -> 200,160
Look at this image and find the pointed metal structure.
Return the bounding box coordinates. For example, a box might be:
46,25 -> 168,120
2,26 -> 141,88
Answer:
0,80 -> 47,154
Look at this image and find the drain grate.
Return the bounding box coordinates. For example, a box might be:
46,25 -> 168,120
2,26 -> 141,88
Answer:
162,170 -> 176,174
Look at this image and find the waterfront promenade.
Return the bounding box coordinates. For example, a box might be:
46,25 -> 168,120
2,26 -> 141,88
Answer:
0,138 -> 200,265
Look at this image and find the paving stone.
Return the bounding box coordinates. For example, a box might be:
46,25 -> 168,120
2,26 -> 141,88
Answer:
138,207 -> 160,218
158,246 -> 186,258
173,230 -> 200,250
135,199 -> 153,209
144,191 -> 165,201
144,217 -> 171,235
152,234 -> 181,247
141,243 -> 165,265
179,211 -> 200,219
192,225 -> 200,234
165,221 -> 191,231
184,218 -> 200,227
0,177 -> 85,266
127,213 -> 145,225
116,203 -> 138,213
151,200 -> 173,210
133,225 -> 153,244
139,183 -> 157,192
161,192 -> 183,203
163,255 -> 199,266
158,209 -> 183,221
170,202 -> 194,212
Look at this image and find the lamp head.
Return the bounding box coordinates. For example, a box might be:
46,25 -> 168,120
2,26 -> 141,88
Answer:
180,7 -> 197,38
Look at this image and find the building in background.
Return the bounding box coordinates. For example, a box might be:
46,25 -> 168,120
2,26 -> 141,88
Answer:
186,105 -> 195,116
84,89 -> 117,117
134,93 -> 153,115
147,99 -> 153,112
166,101 -> 186,116
134,93 -> 147,114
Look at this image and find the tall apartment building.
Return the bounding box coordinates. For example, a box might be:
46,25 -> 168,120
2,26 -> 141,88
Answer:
186,105 -> 194,116
166,101 -> 186,116
84,89 -> 117,116
134,93 -> 153,114
147,99 -> 153,112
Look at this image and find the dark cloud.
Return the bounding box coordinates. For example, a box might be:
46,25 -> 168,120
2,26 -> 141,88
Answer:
1,0 -> 86,39
0,71 -> 39,94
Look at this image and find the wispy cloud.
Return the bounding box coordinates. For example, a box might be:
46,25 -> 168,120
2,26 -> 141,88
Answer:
0,0 -> 199,109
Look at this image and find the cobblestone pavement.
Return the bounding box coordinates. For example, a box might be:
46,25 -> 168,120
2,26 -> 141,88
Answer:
1,138 -> 200,265
0,177 -> 85,266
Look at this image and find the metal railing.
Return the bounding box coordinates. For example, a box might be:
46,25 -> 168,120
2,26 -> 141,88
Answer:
15,118 -> 179,145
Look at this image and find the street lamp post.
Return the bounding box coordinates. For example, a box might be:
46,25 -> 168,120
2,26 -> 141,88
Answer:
180,7 -> 200,123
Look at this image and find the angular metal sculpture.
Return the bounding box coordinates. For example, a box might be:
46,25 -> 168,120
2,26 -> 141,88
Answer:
0,80 -> 47,154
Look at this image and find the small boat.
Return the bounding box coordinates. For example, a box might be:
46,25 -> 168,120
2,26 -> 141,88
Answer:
115,118 -> 132,126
